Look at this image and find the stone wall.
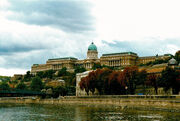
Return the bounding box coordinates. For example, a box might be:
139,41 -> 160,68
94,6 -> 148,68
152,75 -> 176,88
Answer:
76,71 -> 96,96
0,95 -> 179,110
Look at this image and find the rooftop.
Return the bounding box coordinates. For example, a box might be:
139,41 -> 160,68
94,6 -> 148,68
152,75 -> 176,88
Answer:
102,52 -> 137,56
48,57 -> 78,61
139,54 -> 172,58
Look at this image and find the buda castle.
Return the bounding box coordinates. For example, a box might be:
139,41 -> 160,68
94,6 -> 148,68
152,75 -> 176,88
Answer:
31,42 -> 171,74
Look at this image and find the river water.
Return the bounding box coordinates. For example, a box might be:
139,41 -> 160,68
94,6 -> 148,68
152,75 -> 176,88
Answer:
0,104 -> 179,121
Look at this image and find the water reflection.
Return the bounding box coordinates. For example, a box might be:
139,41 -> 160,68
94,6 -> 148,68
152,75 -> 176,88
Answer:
0,104 -> 179,121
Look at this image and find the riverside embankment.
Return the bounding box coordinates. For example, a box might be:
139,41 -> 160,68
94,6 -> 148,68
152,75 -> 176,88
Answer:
0,95 -> 180,110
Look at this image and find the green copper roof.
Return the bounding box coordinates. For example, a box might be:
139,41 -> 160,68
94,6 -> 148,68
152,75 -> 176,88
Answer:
88,42 -> 97,51
48,57 -> 78,61
102,52 -> 137,56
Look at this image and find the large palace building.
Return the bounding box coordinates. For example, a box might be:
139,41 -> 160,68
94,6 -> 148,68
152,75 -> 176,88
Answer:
31,42 -> 172,74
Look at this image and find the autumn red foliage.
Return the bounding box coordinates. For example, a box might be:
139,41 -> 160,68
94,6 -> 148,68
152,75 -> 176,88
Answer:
79,66 -> 140,95
147,74 -> 158,94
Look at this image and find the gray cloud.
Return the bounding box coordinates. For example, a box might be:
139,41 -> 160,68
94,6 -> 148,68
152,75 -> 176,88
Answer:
6,0 -> 94,33
0,33 -> 51,55
1,0 -> 179,76
0,45 -> 87,69
0,0 -> 95,72
0,30 -> 91,69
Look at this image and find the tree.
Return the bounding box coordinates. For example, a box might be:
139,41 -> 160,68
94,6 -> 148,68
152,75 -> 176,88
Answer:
0,82 -> 10,90
79,66 -> 148,95
24,71 -> 31,78
79,77 -> 90,95
147,74 -> 158,94
95,68 -> 112,95
92,62 -> 102,70
43,70 -> 55,79
160,67 -> 179,94
137,69 -> 148,93
123,66 -> 138,94
175,50 -> 180,63
22,71 -> 32,82
62,72 -> 76,86
36,71 -> 44,78
79,68 -> 116,95
108,71 -> 122,94
176,70 -> 180,93
74,66 -> 86,73
58,67 -> 67,76
137,69 -> 147,86
117,71 -> 127,94
65,86 -> 75,96
30,76 -> 44,91
16,82 -> 27,90
87,71 -> 96,94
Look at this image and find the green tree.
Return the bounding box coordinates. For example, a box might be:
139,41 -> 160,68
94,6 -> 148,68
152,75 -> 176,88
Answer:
160,67 -> 179,94
58,67 -> 67,76
0,82 -> 10,90
16,82 -> 27,90
22,71 -> 32,82
36,71 -> 44,78
65,86 -> 75,96
175,50 -> 180,63
24,71 -> 31,78
30,76 -> 44,91
92,62 -> 102,70
137,69 -> 147,93
137,69 -> 147,86
52,86 -> 68,98
44,70 -> 55,79
74,66 -> 86,73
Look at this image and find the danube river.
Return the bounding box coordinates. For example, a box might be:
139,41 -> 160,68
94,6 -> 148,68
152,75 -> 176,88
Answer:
0,104 -> 179,121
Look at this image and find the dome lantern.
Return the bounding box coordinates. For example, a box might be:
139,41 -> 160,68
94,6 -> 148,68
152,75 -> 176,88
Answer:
88,42 -> 97,51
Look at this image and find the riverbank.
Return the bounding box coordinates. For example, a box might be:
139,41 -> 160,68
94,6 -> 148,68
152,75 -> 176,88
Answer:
0,95 -> 180,110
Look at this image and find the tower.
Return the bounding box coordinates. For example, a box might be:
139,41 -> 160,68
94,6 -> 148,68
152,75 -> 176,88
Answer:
87,42 -> 98,59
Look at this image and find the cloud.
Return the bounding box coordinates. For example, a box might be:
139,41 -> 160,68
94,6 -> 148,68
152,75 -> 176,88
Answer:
0,0 -> 180,76
0,67 -> 27,76
98,38 -> 180,57
5,0 -> 94,33
0,17 -> 95,70
0,19 -> 60,55
93,0 -> 180,42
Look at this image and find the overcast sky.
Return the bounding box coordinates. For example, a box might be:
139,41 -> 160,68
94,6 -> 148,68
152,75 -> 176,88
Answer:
0,0 -> 180,76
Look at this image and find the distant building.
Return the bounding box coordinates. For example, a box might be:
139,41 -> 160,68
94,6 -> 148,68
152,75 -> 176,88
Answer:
100,52 -> 138,67
31,42 -> 173,75
138,54 -> 171,65
11,74 -> 23,81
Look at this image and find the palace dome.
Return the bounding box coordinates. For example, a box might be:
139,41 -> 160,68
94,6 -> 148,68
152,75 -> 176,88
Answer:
88,42 -> 97,51
168,58 -> 178,65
